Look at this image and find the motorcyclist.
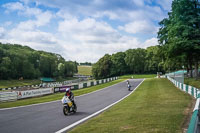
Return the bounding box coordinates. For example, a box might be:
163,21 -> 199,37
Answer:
65,88 -> 74,102
126,80 -> 129,85
62,88 -> 77,115
127,80 -> 131,91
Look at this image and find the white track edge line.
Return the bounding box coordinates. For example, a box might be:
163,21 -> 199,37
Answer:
0,80 -> 126,111
55,79 -> 145,133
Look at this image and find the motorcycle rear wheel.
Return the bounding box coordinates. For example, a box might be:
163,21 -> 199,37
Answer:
73,103 -> 77,113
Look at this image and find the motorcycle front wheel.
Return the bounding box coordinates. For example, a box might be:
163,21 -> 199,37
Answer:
63,106 -> 69,115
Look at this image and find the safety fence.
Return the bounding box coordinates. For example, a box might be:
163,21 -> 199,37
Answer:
187,95 -> 200,133
0,92 -> 18,102
0,77 -> 118,102
0,78 -> 88,91
0,85 -> 40,91
70,77 -> 117,90
167,76 -> 200,133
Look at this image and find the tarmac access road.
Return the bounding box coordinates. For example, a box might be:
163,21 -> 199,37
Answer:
0,79 -> 143,133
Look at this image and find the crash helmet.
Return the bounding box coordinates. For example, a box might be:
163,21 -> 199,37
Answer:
66,88 -> 70,93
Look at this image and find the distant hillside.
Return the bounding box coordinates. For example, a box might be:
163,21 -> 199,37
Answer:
0,43 -> 78,79
78,65 -> 92,76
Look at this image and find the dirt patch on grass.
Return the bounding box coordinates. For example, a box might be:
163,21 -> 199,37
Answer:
181,97 -> 196,133
120,125 -> 133,131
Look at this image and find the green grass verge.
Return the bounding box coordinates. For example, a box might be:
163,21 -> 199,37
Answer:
55,77 -> 78,82
184,78 -> 200,89
0,79 -> 41,88
78,65 -> 92,76
0,79 -> 125,108
120,74 -> 156,79
69,78 -> 194,133
0,77 -> 77,89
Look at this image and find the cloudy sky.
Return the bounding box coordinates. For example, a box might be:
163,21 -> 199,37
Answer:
0,0 -> 172,63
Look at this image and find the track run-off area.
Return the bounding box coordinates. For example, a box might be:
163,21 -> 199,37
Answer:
0,79 -> 143,133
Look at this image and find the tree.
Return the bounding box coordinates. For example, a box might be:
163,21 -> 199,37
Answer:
0,57 -> 11,79
92,54 -> 112,79
124,48 -> 146,74
110,52 -> 127,76
158,0 -> 200,78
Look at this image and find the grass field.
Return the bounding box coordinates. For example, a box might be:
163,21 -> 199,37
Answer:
0,77 -> 78,89
120,74 -> 156,79
184,78 -> 200,89
0,79 -> 41,88
78,65 -> 92,76
69,78 -> 194,133
0,79 -> 125,108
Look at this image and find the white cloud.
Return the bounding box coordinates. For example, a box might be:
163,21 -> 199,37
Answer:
93,11 -> 120,20
0,27 -> 5,39
17,10 -> 53,30
9,29 -> 57,44
3,1 -> 44,17
58,18 -> 117,44
56,17 -> 146,62
157,0 -> 172,11
143,37 -> 158,48
58,35 -> 141,62
132,0 -> 144,7
19,7 -> 42,17
4,21 -> 12,26
119,20 -> 158,34
35,11 -> 53,26
3,2 -> 25,12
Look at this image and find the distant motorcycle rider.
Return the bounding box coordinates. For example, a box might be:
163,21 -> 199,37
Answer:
127,80 -> 131,91
126,80 -> 129,85
65,88 -> 74,102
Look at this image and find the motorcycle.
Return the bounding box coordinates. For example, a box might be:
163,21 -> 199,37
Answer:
127,84 -> 132,91
61,96 -> 77,115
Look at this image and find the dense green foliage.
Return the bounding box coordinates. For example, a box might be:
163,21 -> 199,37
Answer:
184,78 -> 200,89
158,0 -> 200,78
92,47 -> 163,79
0,43 -> 78,79
79,62 -> 92,66
70,79 -> 193,133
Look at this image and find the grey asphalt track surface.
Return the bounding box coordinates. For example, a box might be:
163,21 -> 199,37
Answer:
0,79 -> 143,133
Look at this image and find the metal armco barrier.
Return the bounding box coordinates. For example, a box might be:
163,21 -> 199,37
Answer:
0,92 -> 18,102
167,76 -> 200,133
70,77 -> 118,90
187,95 -> 200,133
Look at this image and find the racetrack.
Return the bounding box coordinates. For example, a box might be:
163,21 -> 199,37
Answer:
0,79 -> 143,133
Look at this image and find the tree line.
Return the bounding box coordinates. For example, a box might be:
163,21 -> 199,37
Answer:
0,43 -> 78,80
93,0 -> 200,79
92,46 -> 164,79
79,62 -> 92,66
